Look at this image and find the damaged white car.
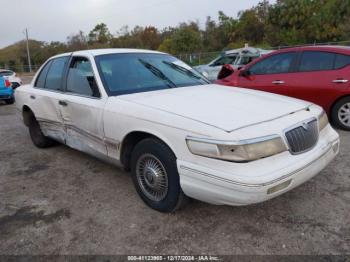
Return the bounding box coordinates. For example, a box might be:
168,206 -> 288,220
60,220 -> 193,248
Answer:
15,49 -> 339,212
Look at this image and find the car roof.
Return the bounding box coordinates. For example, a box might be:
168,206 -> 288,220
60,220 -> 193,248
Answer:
225,47 -> 273,56
50,48 -> 166,59
0,69 -> 13,72
274,45 -> 350,54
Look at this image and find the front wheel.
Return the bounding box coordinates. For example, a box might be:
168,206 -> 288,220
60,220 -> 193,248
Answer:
130,138 -> 188,212
331,97 -> 350,131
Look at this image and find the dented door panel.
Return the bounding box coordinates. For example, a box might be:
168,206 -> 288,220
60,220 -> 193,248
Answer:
59,94 -> 107,156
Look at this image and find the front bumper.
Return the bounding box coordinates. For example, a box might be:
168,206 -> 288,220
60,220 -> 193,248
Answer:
177,125 -> 339,206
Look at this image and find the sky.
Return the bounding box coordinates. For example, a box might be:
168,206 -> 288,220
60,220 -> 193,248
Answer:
0,0 -> 275,48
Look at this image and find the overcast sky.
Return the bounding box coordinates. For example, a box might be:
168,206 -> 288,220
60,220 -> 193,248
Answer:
0,0 -> 275,48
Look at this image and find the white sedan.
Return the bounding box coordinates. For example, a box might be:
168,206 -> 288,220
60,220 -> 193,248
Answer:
15,49 -> 339,212
0,69 -> 22,89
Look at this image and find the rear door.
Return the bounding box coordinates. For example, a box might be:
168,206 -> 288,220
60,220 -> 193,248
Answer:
59,55 -> 108,156
29,56 -> 70,143
237,52 -> 298,97
287,51 -> 350,112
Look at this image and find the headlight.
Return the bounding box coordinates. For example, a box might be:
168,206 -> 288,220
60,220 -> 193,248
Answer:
186,135 -> 287,162
318,110 -> 329,131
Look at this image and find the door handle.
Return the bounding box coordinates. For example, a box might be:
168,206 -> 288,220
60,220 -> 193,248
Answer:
30,95 -> 36,100
58,100 -> 68,106
272,80 -> 285,85
332,79 -> 348,83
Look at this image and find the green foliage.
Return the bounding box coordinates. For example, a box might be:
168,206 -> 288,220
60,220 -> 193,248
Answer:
1,0 -> 350,71
168,23 -> 202,54
88,23 -> 112,45
265,0 -> 350,45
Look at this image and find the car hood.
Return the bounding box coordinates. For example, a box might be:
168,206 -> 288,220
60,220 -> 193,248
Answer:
194,65 -> 210,72
118,84 -> 312,132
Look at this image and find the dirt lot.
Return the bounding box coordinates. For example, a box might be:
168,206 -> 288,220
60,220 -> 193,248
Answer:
0,79 -> 349,255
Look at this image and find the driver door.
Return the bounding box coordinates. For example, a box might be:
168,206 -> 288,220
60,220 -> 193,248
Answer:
238,52 -> 298,97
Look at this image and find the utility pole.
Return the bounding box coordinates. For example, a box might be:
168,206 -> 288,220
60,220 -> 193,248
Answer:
25,28 -> 32,72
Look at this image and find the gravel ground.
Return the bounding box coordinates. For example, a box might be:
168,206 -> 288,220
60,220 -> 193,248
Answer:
0,78 -> 349,255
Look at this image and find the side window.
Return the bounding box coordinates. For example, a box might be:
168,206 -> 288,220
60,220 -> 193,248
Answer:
249,52 -> 296,75
66,57 -> 100,97
45,57 -> 69,91
299,51 -> 335,72
334,54 -> 350,69
35,60 -> 52,88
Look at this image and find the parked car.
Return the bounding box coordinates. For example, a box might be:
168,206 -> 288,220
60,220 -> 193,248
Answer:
216,46 -> 350,130
0,69 -> 22,89
194,47 -> 272,81
15,49 -> 339,212
0,76 -> 14,104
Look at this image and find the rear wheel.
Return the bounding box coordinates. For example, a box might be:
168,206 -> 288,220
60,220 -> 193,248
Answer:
331,97 -> 350,131
130,138 -> 188,212
29,116 -> 56,148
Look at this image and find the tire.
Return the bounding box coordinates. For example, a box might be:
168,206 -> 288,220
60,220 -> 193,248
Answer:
28,116 -> 56,148
130,138 -> 188,212
5,98 -> 14,104
331,96 -> 350,131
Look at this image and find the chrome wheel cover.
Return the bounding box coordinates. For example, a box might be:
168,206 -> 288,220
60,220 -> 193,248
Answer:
136,153 -> 168,201
338,102 -> 350,127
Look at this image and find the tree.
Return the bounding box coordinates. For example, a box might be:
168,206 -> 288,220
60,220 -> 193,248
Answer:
235,9 -> 265,44
67,31 -> 88,50
217,11 -> 237,47
158,38 -> 174,53
202,16 -> 222,51
88,23 -> 112,44
169,22 -> 202,54
140,26 -> 161,50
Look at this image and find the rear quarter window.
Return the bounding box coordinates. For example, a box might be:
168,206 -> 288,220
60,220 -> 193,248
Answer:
0,71 -> 13,77
334,54 -> 350,69
35,61 -> 52,88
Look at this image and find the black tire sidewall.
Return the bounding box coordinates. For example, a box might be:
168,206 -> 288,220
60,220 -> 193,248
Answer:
331,97 -> 350,131
29,117 -> 55,148
130,138 -> 182,212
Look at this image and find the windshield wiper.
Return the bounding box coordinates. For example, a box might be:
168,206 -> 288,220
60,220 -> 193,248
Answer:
162,61 -> 210,83
138,59 -> 176,88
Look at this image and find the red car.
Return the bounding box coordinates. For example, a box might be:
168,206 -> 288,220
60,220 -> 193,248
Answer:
216,46 -> 350,130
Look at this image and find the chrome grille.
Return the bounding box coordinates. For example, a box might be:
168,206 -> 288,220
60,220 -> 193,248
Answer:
285,119 -> 319,154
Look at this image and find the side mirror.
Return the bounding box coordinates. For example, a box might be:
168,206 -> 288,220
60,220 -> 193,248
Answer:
239,69 -> 251,77
217,64 -> 235,80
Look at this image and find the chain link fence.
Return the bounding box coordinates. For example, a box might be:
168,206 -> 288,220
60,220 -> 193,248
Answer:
177,51 -> 222,66
0,64 -> 41,74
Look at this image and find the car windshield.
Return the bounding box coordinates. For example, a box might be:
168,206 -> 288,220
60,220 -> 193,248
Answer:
211,54 -> 238,66
0,71 -> 13,77
95,53 -> 210,96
